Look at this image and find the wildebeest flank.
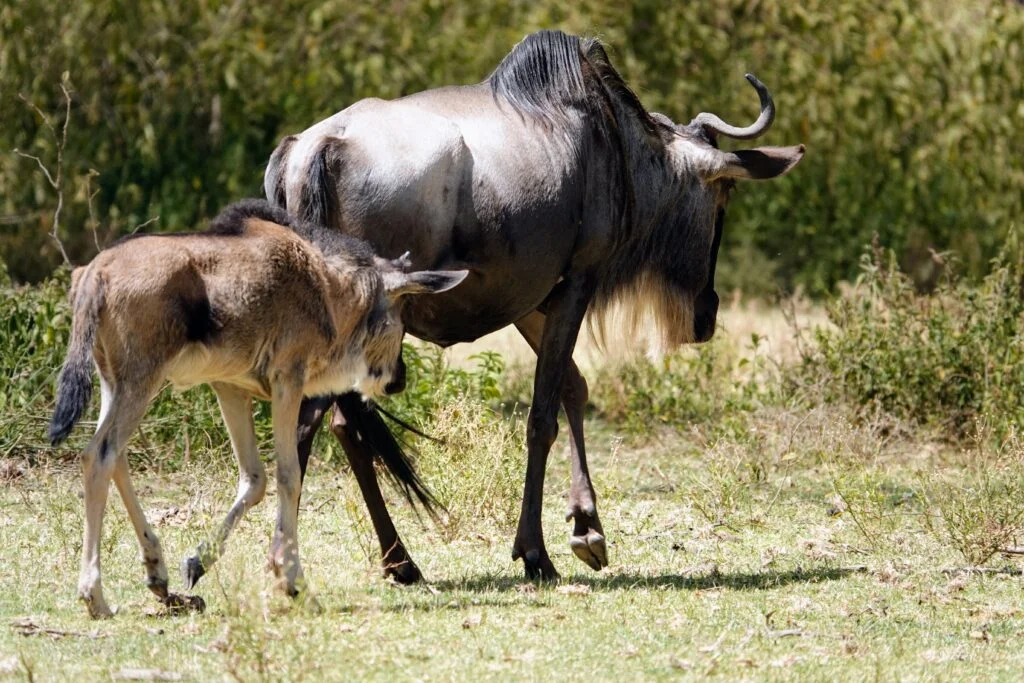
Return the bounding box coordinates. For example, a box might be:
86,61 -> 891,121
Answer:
267,29 -> 805,580
48,199 -> 466,617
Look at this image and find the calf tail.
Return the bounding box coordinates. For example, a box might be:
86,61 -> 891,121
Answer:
335,393 -> 443,520
49,266 -> 103,445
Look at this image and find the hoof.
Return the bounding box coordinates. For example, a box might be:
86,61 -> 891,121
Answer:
384,558 -> 423,585
81,595 -> 114,619
146,576 -> 169,600
570,530 -> 608,571
513,546 -> 560,581
180,556 -> 206,590
163,592 -> 206,614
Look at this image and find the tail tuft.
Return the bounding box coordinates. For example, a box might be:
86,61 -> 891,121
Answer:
48,360 -> 94,445
48,267 -> 102,445
334,393 -> 443,520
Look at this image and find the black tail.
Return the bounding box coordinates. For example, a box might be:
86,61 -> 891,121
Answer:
297,138 -> 341,228
49,267 -> 103,445
335,393 -> 443,520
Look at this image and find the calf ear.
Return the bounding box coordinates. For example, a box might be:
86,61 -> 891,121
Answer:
718,144 -> 805,180
384,269 -> 469,299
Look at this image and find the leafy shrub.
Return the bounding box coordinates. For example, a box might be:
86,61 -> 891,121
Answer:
799,237 -> 1024,438
589,336 -> 773,439
381,344 -> 505,429
920,431 -> 1024,565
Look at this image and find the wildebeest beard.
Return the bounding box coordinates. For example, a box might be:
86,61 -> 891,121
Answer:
587,173 -> 722,356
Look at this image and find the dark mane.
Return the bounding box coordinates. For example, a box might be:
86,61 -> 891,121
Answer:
209,199 -> 377,264
488,30 -> 656,134
110,198 -> 377,264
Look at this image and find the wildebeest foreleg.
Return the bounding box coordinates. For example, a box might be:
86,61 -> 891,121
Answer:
512,279 -> 595,580
182,384 -> 266,589
296,395 -> 334,480
268,380 -> 306,596
515,311 -> 607,571
112,453 -> 169,599
329,403 -> 422,584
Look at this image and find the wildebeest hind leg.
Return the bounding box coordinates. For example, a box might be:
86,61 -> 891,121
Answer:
515,311 -> 607,571
329,403 -> 422,584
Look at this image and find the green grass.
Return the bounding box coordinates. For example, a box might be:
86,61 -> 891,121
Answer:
3,407 -> 1024,681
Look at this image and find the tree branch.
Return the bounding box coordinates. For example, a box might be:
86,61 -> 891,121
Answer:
13,75 -> 73,266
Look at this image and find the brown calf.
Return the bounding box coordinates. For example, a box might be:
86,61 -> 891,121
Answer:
48,199 -> 465,618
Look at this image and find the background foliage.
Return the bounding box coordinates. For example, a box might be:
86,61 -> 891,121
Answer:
2,0 -> 1022,292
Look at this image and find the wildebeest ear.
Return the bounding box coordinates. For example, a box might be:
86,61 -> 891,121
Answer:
384,269 -> 469,299
716,144 -> 805,180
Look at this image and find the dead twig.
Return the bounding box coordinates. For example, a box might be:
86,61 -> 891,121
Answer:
130,215 -> 160,235
85,168 -> 102,251
768,628 -> 805,639
10,617 -> 107,640
13,75 -> 73,265
941,567 -> 1024,576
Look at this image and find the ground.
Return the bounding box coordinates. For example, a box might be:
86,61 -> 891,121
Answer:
2,303 -> 1023,681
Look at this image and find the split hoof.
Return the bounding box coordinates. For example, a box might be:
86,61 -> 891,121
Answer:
570,530 -> 608,571
180,556 -> 206,590
81,594 -> 114,619
514,547 -> 560,582
163,592 -> 206,614
384,558 -> 423,585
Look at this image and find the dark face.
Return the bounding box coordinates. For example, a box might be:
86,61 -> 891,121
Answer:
693,205 -> 725,343
383,352 -> 407,395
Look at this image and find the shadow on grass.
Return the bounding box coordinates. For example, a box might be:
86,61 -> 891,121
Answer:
430,565 -> 866,595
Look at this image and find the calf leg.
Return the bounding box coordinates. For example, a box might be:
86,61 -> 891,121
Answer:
182,383 -> 266,589
112,453 -> 169,599
515,311 -> 607,572
512,279 -> 594,580
78,378 -> 155,618
268,379 -> 306,596
330,399 -> 422,584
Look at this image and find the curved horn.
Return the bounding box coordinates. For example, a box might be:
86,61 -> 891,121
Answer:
692,73 -> 775,140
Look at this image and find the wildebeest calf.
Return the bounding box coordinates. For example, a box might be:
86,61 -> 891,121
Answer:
48,199 -> 466,618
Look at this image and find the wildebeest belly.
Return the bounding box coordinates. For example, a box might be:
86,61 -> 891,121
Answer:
164,345 -> 270,398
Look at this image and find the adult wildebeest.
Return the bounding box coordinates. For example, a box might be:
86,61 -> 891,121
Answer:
264,30 -> 805,581
48,199 -> 465,617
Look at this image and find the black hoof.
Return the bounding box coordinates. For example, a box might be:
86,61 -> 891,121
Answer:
517,547 -> 560,581
146,576 -> 169,599
163,592 -> 206,614
181,556 -> 206,590
384,558 -> 423,585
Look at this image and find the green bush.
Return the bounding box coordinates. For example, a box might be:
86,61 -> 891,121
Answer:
799,236 -> 1024,438
3,0 -> 1022,293
589,338 -> 772,439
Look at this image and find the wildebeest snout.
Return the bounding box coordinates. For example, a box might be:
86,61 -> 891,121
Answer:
693,288 -> 719,343
383,353 -> 407,395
